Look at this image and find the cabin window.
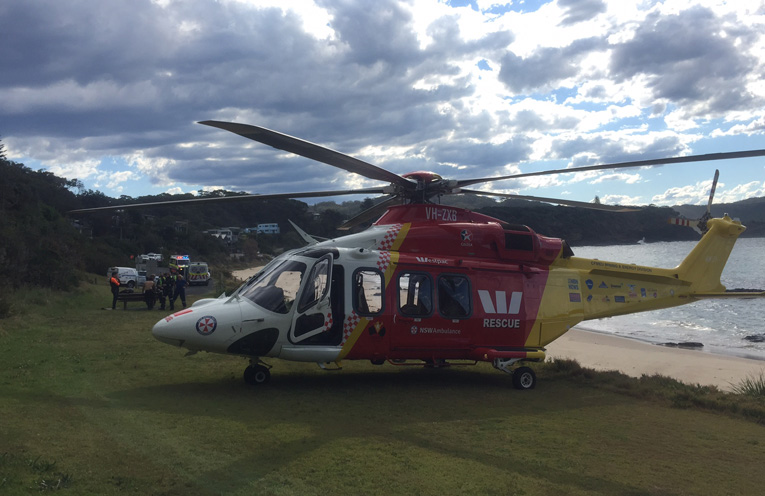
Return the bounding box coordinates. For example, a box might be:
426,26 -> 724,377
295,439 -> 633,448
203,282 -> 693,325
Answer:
353,269 -> 383,315
437,275 -> 471,319
398,272 -> 433,317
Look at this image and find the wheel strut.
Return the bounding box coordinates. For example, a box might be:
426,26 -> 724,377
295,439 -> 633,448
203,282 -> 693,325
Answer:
243,358 -> 272,386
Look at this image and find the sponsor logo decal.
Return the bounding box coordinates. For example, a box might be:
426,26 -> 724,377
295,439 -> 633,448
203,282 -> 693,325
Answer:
614,296 -> 626,303
415,256 -> 449,265
586,294 -> 593,302
410,325 -> 418,335
478,290 -> 523,329
196,316 -> 217,335
568,278 -> 579,290
477,290 -> 522,314
599,281 -> 609,289
640,288 -> 647,298
569,293 -> 581,303
585,279 -> 594,290
460,229 -> 473,247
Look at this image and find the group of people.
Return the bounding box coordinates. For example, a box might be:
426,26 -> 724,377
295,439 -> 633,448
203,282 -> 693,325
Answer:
109,270 -> 187,311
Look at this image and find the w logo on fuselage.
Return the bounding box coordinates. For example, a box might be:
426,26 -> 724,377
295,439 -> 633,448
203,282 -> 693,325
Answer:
477,290 -> 523,314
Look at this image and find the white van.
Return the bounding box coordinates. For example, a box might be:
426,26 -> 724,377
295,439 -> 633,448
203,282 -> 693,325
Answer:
107,267 -> 139,288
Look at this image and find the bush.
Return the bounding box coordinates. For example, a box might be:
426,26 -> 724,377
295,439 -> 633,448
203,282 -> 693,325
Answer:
731,371 -> 765,397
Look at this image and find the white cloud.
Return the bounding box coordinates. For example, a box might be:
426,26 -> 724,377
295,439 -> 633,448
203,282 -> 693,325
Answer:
2,0 -> 764,205
590,172 -> 641,184
600,194 -> 642,205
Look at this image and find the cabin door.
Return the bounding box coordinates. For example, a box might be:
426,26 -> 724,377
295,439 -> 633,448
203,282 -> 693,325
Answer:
289,255 -> 343,346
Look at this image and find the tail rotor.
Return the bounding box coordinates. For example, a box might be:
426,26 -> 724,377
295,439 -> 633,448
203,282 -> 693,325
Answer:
668,169 -> 719,235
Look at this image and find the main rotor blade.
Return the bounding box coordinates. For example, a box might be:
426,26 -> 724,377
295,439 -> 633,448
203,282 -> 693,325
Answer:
199,121 -> 415,189
337,196 -> 401,231
456,149 -> 765,188
68,187 -> 387,214
460,188 -> 639,212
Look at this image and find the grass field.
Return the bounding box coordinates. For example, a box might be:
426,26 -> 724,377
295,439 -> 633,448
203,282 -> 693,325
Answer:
1,277 -> 764,495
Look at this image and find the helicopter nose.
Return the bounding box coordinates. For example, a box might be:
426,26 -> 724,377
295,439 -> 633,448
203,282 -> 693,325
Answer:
152,309 -> 195,347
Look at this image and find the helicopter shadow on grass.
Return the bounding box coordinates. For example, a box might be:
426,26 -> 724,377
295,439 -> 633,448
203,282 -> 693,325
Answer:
104,368 -> 643,494
100,367 -> 635,494
106,364 -> 626,420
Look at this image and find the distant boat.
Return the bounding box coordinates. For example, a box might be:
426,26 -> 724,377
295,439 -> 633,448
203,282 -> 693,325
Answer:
637,237 -> 646,244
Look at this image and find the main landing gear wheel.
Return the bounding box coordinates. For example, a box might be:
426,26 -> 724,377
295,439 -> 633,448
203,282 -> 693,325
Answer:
243,364 -> 271,385
512,366 -> 536,390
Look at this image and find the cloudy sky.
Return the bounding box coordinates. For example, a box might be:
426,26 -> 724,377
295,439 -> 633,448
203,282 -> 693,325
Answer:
2,0 -> 765,208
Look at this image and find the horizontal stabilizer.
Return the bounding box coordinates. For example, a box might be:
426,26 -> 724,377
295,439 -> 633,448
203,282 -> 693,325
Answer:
692,290 -> 765,299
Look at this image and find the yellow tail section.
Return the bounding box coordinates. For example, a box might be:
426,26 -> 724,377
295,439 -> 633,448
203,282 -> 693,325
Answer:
529,215 -> 753,347
675,215 -> 746,294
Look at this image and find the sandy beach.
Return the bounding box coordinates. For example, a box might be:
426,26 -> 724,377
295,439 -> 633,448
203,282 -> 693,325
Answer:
231,266 -> 763,390
547,328 -> 764,391
232,266 -> 264,281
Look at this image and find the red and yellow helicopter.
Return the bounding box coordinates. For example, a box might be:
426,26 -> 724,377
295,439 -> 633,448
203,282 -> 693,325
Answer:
73,122 -> 765,389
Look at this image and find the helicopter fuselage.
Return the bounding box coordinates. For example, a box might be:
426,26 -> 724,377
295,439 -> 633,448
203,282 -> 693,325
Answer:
151,204 -> 749,380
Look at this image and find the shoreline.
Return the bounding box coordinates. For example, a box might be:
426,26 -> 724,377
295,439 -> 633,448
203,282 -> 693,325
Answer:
547,328 -> 764,391
231,265 -> 764,391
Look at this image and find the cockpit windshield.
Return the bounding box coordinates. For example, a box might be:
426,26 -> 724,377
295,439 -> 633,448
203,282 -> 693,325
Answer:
239,259 -> 306,314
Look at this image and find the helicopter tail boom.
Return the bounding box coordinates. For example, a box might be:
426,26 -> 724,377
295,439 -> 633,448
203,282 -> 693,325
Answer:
675,215 -> 746,294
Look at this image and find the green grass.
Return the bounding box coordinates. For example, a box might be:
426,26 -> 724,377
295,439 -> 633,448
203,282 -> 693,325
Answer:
1,277 -> 764,495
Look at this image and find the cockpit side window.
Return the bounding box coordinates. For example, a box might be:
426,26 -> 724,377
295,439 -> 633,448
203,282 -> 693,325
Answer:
297,257 -> 331,313
240,260 -> 306,314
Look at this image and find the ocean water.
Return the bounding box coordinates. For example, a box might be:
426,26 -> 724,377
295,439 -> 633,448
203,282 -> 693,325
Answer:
570,237 -> 765,360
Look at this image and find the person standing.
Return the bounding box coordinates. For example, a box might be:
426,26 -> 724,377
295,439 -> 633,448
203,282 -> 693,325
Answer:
164,272 -> 175,310
143,275 -> 156,310
109,271 -> 120,310
173,272 -> 187,309
156,273 -> 166,310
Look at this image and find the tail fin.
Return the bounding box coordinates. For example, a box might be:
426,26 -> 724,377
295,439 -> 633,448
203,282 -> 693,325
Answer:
675,215 -> 745,293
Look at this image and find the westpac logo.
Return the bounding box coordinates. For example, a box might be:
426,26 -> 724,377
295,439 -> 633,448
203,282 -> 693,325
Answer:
415,256 -> 448,265
477,290 -> 523,314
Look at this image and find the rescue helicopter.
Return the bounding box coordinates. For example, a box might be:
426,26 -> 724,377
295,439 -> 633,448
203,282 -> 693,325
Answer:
71,121 -> 765,389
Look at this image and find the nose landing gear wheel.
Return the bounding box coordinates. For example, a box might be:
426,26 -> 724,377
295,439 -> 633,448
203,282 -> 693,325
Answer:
244,364 -> 271,385
512,366 -> 536,390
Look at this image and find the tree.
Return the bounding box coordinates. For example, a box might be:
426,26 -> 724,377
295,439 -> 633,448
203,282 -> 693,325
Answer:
593,196 -> 601,204
359,197 -> 374,212
0,136 -> 6,161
